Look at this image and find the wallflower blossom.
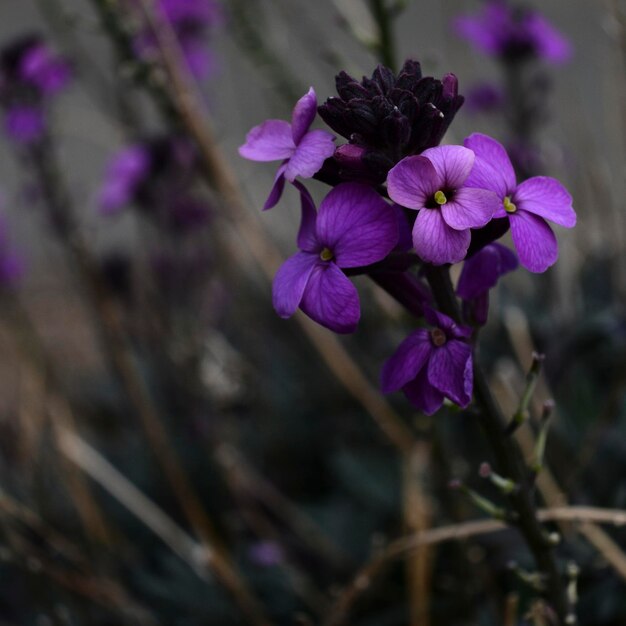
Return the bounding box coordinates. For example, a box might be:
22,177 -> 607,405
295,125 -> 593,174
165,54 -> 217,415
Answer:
4,106 -> 45,144
381,309 -> 473,415
18,40 -> 71,95
464,82 -> 505,114
387,145 -> 500,265
239,87 -> 336,209
453,2 -> 572,64
457,243 -> 518,325
272,183 -> 398,333
463,133 -> 575,272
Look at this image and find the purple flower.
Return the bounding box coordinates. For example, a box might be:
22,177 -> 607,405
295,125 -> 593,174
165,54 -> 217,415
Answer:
19,42 -> 71,95
453,2 -> 572,64
457,243 -> 518,325
98,145 -> 150,214
272,183 -> 398,333
464,82 -> 505,114
381,309 -> 473,415
4,106 -> 45,144
386,145 -> 501,265
239,88 -> 336,210
463,133 -> 575,272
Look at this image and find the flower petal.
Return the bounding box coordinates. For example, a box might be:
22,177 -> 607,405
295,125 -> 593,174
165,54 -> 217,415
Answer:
293,180 -> 319,252
463,133 -> 516,197
291,87 -> 317,145
300,263 -> 360,333
420,145 -> 475,189
403,368 -> 444,416
272,252 -> 318,318
316,183 -> 398,268
263,164 -> 287,210
387,156 -> 439,210
514,176 -> 576,227
284,129 -> 335,181
380,329 -> 432,393
526,13 -> 572,64
412,209 -> 471,265
509,211 -> 558,273
440,188 -> 499,230
457,243 -> 518,299
427,340 -> 473,407
239,120 -> 295,162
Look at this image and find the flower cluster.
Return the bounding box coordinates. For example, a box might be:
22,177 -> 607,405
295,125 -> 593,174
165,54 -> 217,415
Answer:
240,59 -> 575,414
0,35 -> 71,144
453,1 -> 572,65
99,136 -> 211,232
131,0 -> 223,79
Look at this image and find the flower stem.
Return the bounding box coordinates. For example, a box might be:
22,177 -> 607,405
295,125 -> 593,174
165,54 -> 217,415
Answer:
423,265 -> 572,624
369,0 -> 398,71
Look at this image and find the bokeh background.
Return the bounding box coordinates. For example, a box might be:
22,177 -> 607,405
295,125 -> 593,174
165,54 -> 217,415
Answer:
0,1 -> 624,625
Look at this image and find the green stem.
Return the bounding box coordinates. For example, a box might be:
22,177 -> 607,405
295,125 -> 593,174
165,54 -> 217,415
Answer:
423,265 -> 572,624
369,0 -> 397,71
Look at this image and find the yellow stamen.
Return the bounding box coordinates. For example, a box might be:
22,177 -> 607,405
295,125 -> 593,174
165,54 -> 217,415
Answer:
320,247 -> 334,261
434,190 -> 448,205
504,196 -> 517,213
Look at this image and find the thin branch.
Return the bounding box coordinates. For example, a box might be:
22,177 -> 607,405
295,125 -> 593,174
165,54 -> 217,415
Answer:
324,506 -> 626,626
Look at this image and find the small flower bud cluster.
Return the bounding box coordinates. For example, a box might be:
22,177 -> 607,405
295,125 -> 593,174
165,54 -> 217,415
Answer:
240,58 -> 575,415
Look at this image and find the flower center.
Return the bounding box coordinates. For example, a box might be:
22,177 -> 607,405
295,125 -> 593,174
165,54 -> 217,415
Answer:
434,190 -> 448,205
430,328 -> 447,347
504,196 -> 517,213
319,247 -> 334,261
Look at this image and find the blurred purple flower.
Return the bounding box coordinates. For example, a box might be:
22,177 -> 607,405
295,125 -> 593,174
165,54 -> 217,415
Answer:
381,308 -> 473,415
272,183 -> 398,333
463,133 -> 575,272
453,2 -> 572,64
464,82 -> 505,113
239,87 -> 336,210
457,243 -> 518,325
248,541 -> 284,567
98,145 -> 150,214
4,106 -> 45,144
18,41 -> 71,95
386,145 -> 500,265
133,0 -> 223,79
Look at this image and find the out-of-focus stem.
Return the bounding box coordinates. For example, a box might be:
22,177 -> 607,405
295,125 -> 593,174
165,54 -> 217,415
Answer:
27,139 -> 271,626
369,0 -> 398,71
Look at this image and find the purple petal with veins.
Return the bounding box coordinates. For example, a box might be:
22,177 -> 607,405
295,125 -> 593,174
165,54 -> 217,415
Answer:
509,211 -> 558,273
316,183 -> 398,268
463,133 -> 516,198
291,87 -> 317,145
514,176 -> 576,227
387,156 -> 439,210
412,208 -> 470,265
272,252 -> 318,318
284,129 -> 335,181
239,120 -> 295,161
441,187 -> 499,230
299,263 -> 360,333
380,329 -> 432,392
420,145 -> 475,189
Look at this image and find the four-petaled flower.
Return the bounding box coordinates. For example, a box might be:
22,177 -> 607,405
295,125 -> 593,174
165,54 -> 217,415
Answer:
381,309 -> 474,415
453,2 -> 572,65
457,243 -> 518,325
463,133 -> 576,272
239,88 -> 336,209
387,145 -> 501,265
272,183 -> 398,333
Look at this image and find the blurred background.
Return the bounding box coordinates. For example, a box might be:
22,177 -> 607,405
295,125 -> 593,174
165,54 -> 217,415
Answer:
0,0 -> 624,624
